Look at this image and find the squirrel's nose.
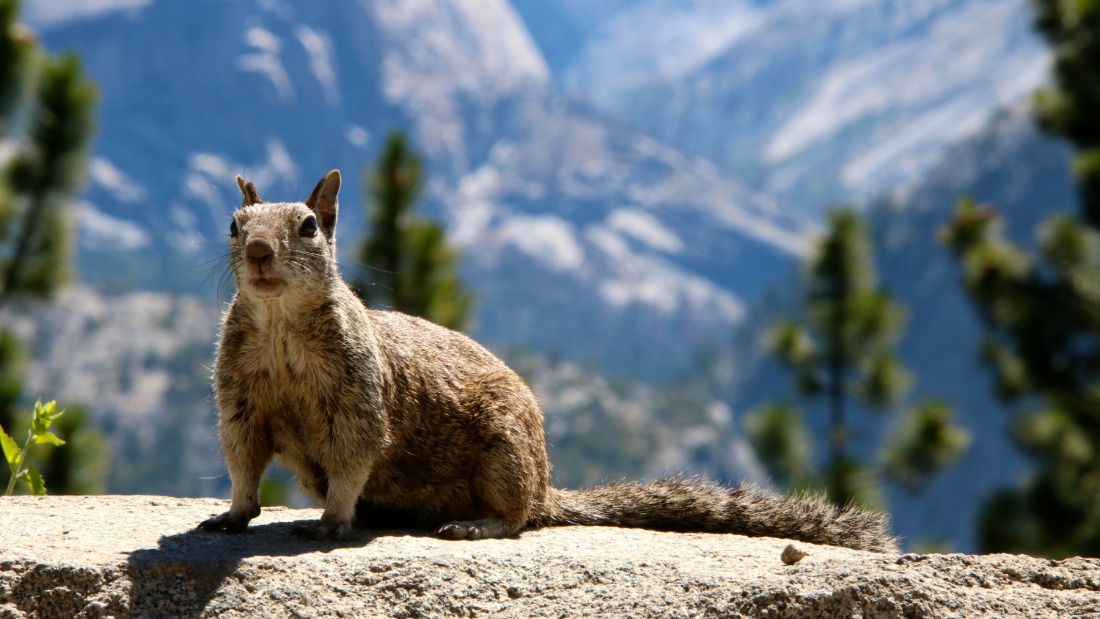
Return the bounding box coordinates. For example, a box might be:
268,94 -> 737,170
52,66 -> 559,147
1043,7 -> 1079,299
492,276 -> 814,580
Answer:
246,240 -> 274,274
246,239 -> 273,260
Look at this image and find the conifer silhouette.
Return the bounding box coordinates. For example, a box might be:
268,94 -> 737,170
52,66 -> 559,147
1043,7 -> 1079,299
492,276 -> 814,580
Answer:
355,131 -> 474,331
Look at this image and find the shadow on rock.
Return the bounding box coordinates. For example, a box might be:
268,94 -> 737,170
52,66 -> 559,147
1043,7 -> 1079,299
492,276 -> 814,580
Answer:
124,519 -> 424,617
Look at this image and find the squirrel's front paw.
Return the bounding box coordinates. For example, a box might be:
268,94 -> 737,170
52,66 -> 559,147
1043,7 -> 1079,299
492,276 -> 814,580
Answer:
291,519 -> 350,541
197,512 -> 251,534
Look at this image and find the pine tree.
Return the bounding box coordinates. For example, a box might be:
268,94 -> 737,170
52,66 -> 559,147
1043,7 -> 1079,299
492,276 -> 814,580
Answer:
939,0 -> 1100,559
751,208 -> 969,508
0,52 -> 97,304
355,131 -> 474,331
0,1 -> 104,494
0,327 -> 24,436
943,202 -> 1100,557
0,0 -> 33,435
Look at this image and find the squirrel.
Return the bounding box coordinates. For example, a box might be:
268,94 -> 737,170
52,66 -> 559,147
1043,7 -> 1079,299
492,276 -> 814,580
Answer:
198,169 -> 899,553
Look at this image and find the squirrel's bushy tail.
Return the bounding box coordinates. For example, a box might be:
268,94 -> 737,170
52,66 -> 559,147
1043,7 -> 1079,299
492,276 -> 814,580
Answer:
533,476 -> 898,553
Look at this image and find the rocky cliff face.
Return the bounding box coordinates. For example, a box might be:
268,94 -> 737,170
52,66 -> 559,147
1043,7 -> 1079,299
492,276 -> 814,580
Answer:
3,495 -> 1100,618
25,0 -> 1056,379
30,0 -> 810,379
519,0 -> 1049,208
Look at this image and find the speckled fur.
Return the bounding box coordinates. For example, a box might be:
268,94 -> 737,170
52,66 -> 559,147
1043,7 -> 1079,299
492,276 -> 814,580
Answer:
199,170 -> 899,553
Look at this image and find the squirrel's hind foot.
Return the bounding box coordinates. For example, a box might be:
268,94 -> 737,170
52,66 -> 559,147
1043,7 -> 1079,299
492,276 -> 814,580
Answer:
291,519 -> 350,541
436,518 -> 518,540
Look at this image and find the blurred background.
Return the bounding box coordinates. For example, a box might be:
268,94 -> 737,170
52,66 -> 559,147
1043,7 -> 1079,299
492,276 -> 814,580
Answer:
3,0 -> 1098,558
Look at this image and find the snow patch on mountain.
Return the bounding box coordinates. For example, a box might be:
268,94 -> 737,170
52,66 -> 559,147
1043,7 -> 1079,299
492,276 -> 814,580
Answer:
767,0 -> 1048,188
568,0 -> 765,100
607,208 -> 684,254
89,158 -> 146,203
294,25 -> 340,106
23,0 -> 153,29
80,201 -> 149,250
346,125 -> 371,148
443,103 -> 786,326
552,0 -> 1049,204
371,0 -> 549,166
497,214 -> 586,273
239,26 -> 296,104
587,224 -> 744,320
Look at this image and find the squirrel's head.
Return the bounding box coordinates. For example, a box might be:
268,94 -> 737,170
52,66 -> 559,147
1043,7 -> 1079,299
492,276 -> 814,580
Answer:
228,170 -> 341,301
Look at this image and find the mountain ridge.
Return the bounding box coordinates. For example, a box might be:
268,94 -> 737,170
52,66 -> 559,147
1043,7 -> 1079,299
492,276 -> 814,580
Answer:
33,0 -> 812,378
516,0 -> 1049,209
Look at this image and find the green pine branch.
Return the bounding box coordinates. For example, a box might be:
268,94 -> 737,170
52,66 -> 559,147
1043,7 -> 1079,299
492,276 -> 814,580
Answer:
355,131 -> 474,331
0,52 -> 97,305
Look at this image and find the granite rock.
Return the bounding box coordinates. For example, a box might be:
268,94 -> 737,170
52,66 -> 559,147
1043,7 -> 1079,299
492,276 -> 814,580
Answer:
1,495 -> 1099,618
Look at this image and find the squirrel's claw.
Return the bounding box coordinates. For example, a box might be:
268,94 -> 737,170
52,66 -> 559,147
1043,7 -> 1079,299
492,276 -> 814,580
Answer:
198,512 -> 251,534
437,521 -> 483,540
291,520 -> 349,541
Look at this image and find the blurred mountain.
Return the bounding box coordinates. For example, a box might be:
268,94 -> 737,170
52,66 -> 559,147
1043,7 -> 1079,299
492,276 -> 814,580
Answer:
23,0 -> 1075,552
2,288 -> 225,497
513,0 -> 1049,209
507,349 -> 765,488
30,0 -> 812,379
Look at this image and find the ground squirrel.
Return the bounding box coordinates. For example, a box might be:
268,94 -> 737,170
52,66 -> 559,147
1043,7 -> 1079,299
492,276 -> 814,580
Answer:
198,170 -> 899,553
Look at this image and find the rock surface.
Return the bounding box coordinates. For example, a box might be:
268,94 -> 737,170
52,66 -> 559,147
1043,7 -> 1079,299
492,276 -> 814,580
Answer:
1,496 -> 1099,618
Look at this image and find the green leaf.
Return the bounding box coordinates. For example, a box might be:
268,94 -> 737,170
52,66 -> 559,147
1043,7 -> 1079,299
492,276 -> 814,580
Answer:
795,368 -> 823,395
0,426 -> 18,466
30,399 -> 47,433
32,431 -> 64,446
859,353 -> 912,409
30,399 -> 63,435
769,321 -> 815,365
881,400 -> 972,491
745,402 -> 813,484
825,457 -> 883,511
23,466 -> 45,495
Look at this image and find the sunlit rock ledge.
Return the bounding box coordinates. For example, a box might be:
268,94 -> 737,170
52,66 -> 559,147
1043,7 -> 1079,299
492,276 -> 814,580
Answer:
1,495 -> 1098,618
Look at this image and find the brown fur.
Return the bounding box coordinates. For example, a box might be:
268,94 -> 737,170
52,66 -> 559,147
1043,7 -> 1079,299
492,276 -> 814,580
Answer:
198,170 -> 899,552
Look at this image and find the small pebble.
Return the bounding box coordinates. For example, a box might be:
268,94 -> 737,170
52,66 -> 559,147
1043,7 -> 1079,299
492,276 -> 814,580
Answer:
781,544 -> 808,565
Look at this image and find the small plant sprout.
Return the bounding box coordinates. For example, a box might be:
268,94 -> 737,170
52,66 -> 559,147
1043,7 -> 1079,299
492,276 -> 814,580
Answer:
2,399 -> 65,496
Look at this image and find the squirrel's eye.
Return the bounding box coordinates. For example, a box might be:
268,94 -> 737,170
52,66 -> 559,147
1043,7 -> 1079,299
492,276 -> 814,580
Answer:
230,219 -> 239,238
299,217 -> 318,237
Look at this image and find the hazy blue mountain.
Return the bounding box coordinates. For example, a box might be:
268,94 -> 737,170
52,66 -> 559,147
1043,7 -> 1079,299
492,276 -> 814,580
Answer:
513,0 -> 1049,210
31,0 -> 811,379
25,0 -> 1076,552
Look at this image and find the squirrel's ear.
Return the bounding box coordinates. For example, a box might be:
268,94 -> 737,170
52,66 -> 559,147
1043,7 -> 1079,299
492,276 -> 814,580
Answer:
305,169 -> 340,236
236,175 -> 263,206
